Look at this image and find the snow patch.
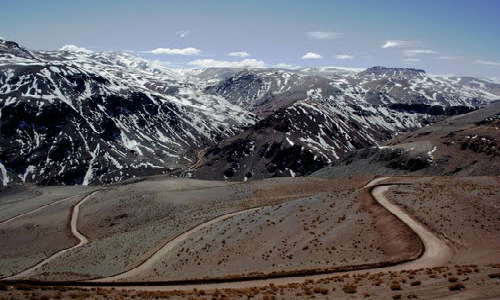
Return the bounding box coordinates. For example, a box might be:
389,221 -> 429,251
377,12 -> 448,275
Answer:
0,161 -> 10,186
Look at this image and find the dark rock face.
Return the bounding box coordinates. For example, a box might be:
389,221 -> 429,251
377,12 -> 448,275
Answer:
191,100 -> 432,181
312,103 -> 500,178
358,66 -> 426,78
388,104 -> 477,116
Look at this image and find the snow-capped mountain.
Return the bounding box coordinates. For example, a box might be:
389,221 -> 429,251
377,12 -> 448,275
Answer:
1,38 -> 498,185
204,67 -> 500,116
0,38 -> 256,185
188,67 -> 498,181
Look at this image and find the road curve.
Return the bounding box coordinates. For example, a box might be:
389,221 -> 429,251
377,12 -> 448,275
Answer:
371,185 -> 452,270
4,191 -> 99,280
91,176 -> 452,290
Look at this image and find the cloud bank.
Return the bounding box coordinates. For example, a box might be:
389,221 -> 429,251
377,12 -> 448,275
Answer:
301,52 -> 323,59
381,40 -> 414,48
403,49 -> 436,56
336,54 -> 353,60
188,58 -> 265,68
150,47 -> 201,55
175,30 -> 190,38
474,59 -> 500,67
228,51 -> 251,58
307,31 -> 342,40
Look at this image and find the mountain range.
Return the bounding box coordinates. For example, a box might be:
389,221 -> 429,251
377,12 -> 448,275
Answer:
1,37 -> 499,185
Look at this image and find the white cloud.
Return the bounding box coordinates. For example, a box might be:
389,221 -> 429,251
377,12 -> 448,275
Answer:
175,30 -> 190,38
228,51 -> 251,58
336,54 -> 354,60
402,58 -> 421,64
381,40 -> 414,48
59,45 -> 93,54
437,55 -> 463,60
188,58 -> 266,68
150,47 -> 201,55
301,52 -> 323,59
275,63 -> 300,69
474,59 -> 500,67
404,49 -> 437,56
307,31 -> 342,40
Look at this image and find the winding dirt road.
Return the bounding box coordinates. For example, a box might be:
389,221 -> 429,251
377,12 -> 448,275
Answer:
2,176 -> 452,289
89,176 -> 452,290
188,150 -> 205,170
4,191 -> 99,280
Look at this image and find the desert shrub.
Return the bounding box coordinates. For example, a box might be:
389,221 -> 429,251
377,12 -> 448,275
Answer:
448,276 -> 458,283
313,287 -> 329,295
449,282 -> 465,291
393,295 -> 402,300
410,280 -> 421,286
303,288 -> 313,296
488,273 -> 500,279
390,283 -> 401,291
342,284 -> 357,294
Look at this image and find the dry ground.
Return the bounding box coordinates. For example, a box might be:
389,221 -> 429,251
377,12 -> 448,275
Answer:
0,185 -> 97,278
1,175 -> 499,299
1,264 -> 499,299
14,176 -> 405,281
385,176 -> 500,264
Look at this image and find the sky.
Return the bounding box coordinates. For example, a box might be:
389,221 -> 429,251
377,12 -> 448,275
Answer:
1,0 -> 500,78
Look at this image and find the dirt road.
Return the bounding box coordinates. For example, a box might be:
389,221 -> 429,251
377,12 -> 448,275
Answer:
4,191 -> 99,279
0,195 -> 79,225
90,177 -> 452,290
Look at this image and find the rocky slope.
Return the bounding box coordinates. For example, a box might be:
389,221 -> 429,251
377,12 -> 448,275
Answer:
312,101 -> 500,178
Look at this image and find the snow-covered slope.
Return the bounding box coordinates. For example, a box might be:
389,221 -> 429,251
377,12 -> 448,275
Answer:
1,38 -> 498,185
204,67 -> 500,116
190,94 -> 444,181
0,39 -> 256,185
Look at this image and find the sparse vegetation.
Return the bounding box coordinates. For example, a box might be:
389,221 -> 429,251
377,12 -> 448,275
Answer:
342,284 -> 357,294
449,282 -> 465,291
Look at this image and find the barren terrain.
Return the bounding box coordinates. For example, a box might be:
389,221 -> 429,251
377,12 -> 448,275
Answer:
0,175 -> 499,299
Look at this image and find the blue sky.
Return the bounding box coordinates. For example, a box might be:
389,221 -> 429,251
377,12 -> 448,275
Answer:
1,0 -> 500,78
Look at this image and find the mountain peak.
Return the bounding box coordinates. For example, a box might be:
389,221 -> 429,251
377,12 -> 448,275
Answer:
360,66 -> 426,77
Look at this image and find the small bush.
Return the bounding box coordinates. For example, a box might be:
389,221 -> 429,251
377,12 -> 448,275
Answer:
488,273 -> 500,279
448,276 -> 458,283
393,295 -> 402,300
449,282 -> 465,291
342,284 -> 357,294
390,283 -> 402,291
313,287 -> 329,295
373,278 -> 384,286
410,280 -> 421,286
